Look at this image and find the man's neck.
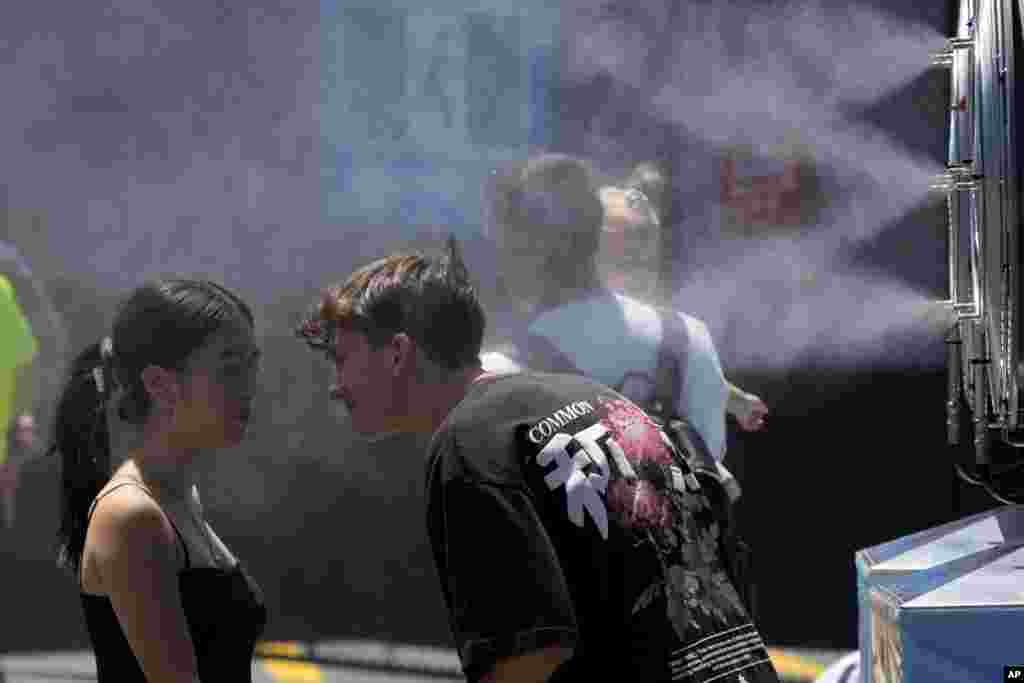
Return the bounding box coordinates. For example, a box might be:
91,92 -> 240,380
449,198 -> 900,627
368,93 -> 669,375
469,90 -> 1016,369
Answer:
425,366 -> 492,434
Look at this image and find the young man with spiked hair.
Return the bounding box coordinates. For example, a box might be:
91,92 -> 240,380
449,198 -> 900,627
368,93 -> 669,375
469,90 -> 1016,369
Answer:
295,237 -> 779,683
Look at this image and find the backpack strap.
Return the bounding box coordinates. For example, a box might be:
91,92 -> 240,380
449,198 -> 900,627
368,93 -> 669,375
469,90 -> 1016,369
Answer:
523,308 -> 757,620
650,308 -> 687,420
651,311 -> 757,619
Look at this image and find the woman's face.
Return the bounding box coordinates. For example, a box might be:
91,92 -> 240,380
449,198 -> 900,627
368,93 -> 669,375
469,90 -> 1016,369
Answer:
171,320 -> 262,450
597,186 -> 663,300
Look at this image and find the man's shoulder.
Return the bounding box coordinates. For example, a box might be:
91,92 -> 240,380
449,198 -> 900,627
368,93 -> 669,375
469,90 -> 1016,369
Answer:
600,294 -> 712,350
449,372 -> 608,425
673,310 -> 711,336
435,373 -> 613,446
531,291 -> 660,349
605,292 -> 711,336
428,372 -> 612,487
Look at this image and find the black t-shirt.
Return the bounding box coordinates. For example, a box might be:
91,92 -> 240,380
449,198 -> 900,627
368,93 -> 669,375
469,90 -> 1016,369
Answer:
425,371 -> 779,683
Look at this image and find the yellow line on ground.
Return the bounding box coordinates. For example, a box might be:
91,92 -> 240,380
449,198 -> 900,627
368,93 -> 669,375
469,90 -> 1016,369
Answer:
256,641 -> 307,657
257,642 -> 323,683
767,648 -> 827,681
254,641 -> 827,683
261,660 -> 323,683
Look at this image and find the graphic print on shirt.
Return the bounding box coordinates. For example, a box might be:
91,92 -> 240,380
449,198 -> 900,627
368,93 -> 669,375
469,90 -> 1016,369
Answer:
528,393 -> 775,682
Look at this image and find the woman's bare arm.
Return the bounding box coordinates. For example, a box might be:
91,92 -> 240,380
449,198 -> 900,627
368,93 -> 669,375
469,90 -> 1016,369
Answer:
481,645 -> 573,683
726,381 -> 768,431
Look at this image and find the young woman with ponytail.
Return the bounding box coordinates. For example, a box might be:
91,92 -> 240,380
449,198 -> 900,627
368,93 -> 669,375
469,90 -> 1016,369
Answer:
49,278 -> 265,683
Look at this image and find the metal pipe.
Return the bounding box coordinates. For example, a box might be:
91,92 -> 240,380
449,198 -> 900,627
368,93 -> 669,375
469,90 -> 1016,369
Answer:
931,167 -> 984,320
947,190 -> 958,306
996,0 -> 1019,434
973,326 -> 991,473
967,182 -> 984,320
947,322 -> 963,445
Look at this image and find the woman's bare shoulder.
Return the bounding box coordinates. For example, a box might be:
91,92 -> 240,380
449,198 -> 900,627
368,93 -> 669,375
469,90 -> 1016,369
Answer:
88,483 -> 177,558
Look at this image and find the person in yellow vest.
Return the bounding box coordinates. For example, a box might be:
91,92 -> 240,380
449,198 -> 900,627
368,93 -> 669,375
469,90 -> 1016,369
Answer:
0,272 -> 40,529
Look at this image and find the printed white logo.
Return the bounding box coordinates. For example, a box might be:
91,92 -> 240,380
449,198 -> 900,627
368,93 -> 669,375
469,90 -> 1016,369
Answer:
536,423 -> 612,539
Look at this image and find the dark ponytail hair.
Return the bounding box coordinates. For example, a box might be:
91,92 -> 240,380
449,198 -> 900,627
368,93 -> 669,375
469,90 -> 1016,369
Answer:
51,278 -> 254,575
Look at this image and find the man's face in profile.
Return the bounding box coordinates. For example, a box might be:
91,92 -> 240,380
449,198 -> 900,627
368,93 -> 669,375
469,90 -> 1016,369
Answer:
328,327 -> 401,435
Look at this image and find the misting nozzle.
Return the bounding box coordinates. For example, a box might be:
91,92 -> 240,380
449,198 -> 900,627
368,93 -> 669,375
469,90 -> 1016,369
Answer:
931,166 -> 983,193
930,37 -> 974,68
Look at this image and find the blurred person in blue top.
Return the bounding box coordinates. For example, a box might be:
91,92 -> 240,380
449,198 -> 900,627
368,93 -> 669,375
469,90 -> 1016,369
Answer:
480,155 -> 768,498
596,162 -> 768,490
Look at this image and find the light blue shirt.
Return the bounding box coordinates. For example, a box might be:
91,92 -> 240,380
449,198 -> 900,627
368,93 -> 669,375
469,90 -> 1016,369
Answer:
489,291 -> 731,462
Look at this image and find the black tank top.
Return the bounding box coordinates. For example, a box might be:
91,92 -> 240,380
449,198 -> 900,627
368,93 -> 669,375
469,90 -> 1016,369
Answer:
80,481 -> 267,682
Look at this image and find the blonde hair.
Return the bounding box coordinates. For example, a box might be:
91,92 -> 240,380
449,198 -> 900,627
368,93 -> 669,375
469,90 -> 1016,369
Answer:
599,186 -> 661,233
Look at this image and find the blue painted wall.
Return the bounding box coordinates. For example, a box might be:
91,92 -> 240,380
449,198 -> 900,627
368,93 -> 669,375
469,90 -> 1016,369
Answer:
320,1 -> 560,238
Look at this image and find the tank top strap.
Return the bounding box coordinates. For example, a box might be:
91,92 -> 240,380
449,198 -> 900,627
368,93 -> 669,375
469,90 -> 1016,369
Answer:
87,478 -> 191,570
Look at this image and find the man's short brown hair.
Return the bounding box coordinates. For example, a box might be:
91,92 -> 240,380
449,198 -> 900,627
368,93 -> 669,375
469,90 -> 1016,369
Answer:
489,153 -> 605,259
296,236 -> 485,371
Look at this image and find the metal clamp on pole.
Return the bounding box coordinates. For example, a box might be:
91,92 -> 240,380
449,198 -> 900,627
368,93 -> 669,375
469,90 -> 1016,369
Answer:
930,165 -> 983,193
930,37 -> 975,68
932,165 -> 984,319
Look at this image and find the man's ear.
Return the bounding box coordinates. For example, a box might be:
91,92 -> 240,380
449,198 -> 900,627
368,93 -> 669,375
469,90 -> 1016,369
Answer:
140,365 -> 182,407
390,333 -> 415,377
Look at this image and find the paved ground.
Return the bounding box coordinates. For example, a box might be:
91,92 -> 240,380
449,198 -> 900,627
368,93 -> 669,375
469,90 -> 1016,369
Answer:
0,639 -> 853,683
